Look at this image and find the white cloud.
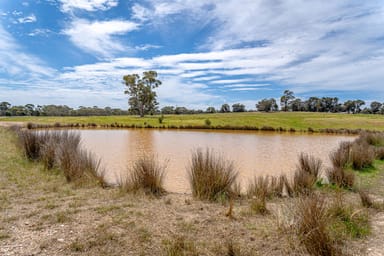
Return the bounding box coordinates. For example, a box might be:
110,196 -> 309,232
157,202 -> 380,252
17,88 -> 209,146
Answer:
28,28 -> 52,37
63,19 -> 139,57
0,25 -> 55,78
17,14 -> 36,23
59,0 -> 118,12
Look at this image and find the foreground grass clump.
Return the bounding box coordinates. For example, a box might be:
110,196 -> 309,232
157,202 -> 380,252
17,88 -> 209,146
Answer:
17,129 -> 106,187
162,235 -> 198,256
293,191 -> 371,256
120,154 -> 167,196
188,148 -> 238,201
295,194 -> 339,256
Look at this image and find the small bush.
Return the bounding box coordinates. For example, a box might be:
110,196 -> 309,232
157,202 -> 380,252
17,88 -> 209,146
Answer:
326,167 -> 355,189
121,154 -> 167,196
188,149 -> 238,201
295,194 -> 339,256
158,114 -> 164,124
204,119 -> 211,126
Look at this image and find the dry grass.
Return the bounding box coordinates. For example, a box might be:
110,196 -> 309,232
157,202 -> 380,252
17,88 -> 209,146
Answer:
326,167 -> 355,189
292,153 -> 322,195
330,141 -> 351,168
350,142 -> 375,170
120,154 -> 167,196
295,194 -> 339,256
162,235 -> 198,256
358,189 -> 374,208
17,129 -> 105,187
188,148 -> 238,201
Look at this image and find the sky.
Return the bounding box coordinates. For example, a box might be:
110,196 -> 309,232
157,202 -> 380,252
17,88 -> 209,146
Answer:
0,0 -> 384,110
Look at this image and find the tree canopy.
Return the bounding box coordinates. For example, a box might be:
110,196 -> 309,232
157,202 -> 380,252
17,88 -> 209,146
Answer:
123,71 -> 161,117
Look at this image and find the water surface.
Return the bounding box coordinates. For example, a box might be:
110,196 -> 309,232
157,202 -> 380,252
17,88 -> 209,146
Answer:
79,129 -> 355,193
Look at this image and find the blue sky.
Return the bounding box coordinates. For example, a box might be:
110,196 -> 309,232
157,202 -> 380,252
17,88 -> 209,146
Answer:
0,0 -> 384,110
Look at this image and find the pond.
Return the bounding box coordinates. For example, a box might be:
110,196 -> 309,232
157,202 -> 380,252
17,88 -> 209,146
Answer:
79,129 -> 355,193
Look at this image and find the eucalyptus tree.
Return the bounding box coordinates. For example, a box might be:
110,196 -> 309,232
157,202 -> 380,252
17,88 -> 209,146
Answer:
123,71 -> 161,117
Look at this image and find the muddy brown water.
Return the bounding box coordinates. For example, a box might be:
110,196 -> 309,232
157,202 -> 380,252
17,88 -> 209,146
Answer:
78,129 -> 355,193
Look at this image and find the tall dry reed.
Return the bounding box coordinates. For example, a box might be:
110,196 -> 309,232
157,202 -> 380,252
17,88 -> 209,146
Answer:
188,148 -> 238,201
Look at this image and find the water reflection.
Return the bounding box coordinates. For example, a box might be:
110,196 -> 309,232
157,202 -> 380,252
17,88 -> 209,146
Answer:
79,129 -> 355,193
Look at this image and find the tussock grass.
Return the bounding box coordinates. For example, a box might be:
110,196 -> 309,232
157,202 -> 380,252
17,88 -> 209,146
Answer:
328,192 -> 371,240
350,142 -> 375,170
247,176 -> 269,199
293,154 -> 322,195
358,189 -> 374,208
17,129 -> 106,187
357,132 -> 384,146
120,154 -> 167,196
188,148 -> 238,201
326,167 -> 355,189
162,235 -> 198,256
330,142 -> 351,168
295,194 -> 339,256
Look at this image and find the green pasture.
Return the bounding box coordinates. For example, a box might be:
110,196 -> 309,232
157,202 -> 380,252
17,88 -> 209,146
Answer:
1,112 -> 384,132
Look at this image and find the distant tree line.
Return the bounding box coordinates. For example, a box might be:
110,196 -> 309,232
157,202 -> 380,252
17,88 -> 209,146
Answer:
2,90 -> 384,117
0,102 -> 128,116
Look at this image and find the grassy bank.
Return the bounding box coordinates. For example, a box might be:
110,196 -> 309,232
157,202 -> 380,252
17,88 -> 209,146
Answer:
1,127 -> 384,255
2,112 -> 384,132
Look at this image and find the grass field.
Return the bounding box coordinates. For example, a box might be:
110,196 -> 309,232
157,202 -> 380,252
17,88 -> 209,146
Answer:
1,112 -> 384,132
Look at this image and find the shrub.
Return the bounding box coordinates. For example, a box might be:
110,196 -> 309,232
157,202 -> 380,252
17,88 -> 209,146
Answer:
204,119 -> 211,126
188,149 -> 238,201
121,154 -> 167,196
158,114 -> 164,124
326,167 -> 355,189
295,194 -> 339,256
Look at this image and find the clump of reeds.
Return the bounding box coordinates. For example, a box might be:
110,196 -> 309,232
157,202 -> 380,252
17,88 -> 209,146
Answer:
188,148 -> 238,201
247,176 -> 269,199
292,153 -> 322,195
18,130 -> 42,160
295,194 -> 339,256
357,132 -> 384,146
121,154 -> 167,196
350,142 -> 375,170
17,129 -> 106,187
326,167 -> 355,189
329,142 -> 351,168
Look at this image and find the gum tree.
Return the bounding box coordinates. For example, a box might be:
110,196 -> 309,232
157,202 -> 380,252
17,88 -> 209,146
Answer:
123,71 -> 161,117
